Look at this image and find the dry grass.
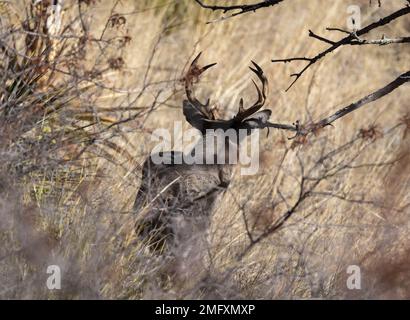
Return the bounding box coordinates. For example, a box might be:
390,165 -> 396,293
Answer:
0,0 -> 409,299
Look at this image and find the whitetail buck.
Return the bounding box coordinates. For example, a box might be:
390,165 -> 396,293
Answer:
134,53 -> 277,255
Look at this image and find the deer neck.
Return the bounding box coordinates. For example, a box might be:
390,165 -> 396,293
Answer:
188,132 -> 240,166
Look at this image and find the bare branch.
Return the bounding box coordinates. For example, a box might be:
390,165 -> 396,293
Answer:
254,70 -> 410,138
272,6 -> 410,91
303,70 -> 410,135
194,0 -> 285,22
349,34 -> 410,46
236,121 -> 405,262
315,29 -> 410,46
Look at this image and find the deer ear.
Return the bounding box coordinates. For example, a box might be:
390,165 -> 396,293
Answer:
183,100 -> 207,132
240,109 -> 272,130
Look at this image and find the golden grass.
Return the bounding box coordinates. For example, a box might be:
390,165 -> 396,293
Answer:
0,0 -> 409,299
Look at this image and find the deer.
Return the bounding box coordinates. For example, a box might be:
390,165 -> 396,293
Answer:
133,53 -> 278,265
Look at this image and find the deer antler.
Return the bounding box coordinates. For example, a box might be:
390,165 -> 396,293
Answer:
184,52 -> 217,119
234,61 -> 268,123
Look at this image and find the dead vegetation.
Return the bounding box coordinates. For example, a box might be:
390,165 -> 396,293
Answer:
0,0 -> 409,299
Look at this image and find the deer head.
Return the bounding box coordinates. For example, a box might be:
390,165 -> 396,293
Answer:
183,52 -> 273,138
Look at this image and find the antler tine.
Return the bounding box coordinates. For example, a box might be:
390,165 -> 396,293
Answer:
191,51 -> 202,66
235,61 -> 268,122
249,60 -> 268,108
185,52 -> 217,117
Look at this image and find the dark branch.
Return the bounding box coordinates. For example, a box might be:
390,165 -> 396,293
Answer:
272,6 -> 410,91
309,70 -> 410,133
265,70 -> 410,138
194,0 -> 285,21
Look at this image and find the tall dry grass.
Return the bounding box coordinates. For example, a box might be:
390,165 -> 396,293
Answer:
0,0 -> 409,299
